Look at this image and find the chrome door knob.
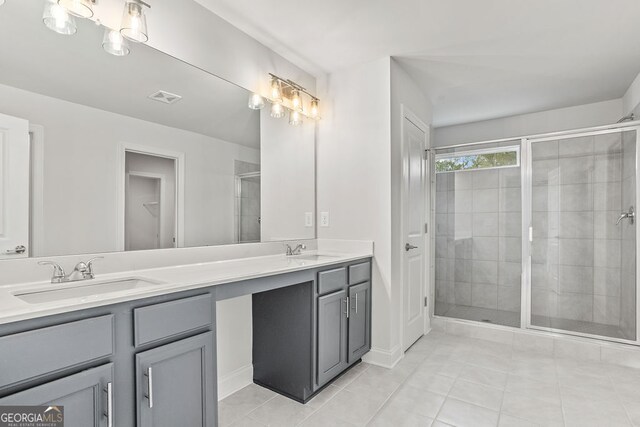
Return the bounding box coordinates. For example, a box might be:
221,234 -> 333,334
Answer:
405,243 -> 418,251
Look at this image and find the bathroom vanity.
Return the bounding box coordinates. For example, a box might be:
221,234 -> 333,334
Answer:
0,254 -> 372,426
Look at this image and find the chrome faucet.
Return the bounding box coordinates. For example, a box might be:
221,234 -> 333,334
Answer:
38,257 -> 103,284
285,243 -> 306,256
616,206 -> 635,225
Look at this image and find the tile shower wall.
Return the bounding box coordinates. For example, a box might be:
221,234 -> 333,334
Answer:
435,166 -> 522,325
530,132 -> 635,339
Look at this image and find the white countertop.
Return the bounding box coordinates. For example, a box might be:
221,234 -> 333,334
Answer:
0,251 -> 372,326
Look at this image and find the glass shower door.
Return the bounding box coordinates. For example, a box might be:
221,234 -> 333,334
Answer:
527,129 -> 638,342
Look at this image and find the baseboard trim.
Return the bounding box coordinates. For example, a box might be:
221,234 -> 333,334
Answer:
217,364 -> 253,401
362,344 -> 403,369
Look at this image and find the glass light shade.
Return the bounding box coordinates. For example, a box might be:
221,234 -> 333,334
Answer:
309,99 -> 319,119
43,0 -> 77,35
270,103 -> 286,119
248,93 -> 265,110
291,90 -> 302,111
102,29 -> 130,56
270,79 -> 282,102
58,0 -> 93,18
289,110 -> 303,126
120,1 -> 148,43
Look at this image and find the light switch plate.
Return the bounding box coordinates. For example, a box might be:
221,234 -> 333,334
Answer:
305,212 -> 313,227
320,212 -> 330,227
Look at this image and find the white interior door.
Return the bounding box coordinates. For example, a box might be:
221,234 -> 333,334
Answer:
0,113 -> 30,259
402,110 -> 429,351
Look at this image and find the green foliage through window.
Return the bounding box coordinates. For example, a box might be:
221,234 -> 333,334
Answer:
435,147 -> 519,173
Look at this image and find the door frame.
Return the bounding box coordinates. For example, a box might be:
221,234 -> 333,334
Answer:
399,104 -> 431,351
116,143 -> 185,251
29,125 -> 45,258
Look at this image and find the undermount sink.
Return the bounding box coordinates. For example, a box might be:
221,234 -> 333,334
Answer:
14,278 -> 163,304
292,254 -> 339,261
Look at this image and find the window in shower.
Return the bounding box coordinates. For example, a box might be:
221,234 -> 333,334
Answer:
434,141 -> 523,327
527,130 -> 637,341
436,146 -> 520,173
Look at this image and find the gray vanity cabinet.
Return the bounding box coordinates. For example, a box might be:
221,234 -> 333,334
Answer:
317,289 -> 349,386
136,332 -> 216,427
348,281 -> 371,363
0,363 -> 114,427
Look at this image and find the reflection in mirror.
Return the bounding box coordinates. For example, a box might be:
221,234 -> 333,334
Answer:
0,1 -> 315,259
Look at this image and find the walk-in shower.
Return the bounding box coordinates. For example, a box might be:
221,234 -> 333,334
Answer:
433,123 -> 639,344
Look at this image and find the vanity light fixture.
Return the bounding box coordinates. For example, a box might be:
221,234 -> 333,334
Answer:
270,78 -> 283,102
291,89 -> 302,112
309,99 -> 319,120
120,0 -> 150,43
248,93 -> 265,110
102,28 -> 130,56
257,74 -> 321,125
289,109 -> 303,126
43,0 -> 77,35
270,102 -> 286,119
58,0 -> 94,18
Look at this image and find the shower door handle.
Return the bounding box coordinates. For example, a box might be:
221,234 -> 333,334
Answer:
616,206 -> 635,225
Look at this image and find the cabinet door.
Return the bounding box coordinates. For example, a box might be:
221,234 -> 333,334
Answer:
0,364 -> 114,427
317,289 -> 348,386
136,332 -> 215,427
348,281 -> 371,363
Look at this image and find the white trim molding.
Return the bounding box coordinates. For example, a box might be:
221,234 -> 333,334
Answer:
116,142 -> 185,251
362,344 -> 403,369
217,364 -> 254,401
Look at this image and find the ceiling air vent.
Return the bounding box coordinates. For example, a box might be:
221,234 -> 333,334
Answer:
148,90 -> 182,105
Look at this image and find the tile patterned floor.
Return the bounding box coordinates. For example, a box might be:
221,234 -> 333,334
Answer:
219,331 -> 640,426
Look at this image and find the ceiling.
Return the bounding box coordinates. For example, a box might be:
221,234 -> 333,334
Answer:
194,0 -> 640,127
0,0 -> 260,149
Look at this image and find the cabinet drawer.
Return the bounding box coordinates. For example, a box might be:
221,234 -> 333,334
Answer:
0,315 -> 114,389
134,294 -> 213,347
348,262 -> 371,285
317,267 -> 347,295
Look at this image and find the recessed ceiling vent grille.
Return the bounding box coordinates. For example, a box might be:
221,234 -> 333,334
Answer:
148,90 -> 182,105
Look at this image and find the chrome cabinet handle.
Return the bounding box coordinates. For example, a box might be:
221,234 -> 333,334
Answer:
5,245 -> 26,254
405,243 -> 418,251
104,382 -> 113,427
355,293 -> 358,314
145,367 -> 154,408
343,297 -> 349,319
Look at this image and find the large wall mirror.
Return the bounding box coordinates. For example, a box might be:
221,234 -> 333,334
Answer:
0,1 -> 315,260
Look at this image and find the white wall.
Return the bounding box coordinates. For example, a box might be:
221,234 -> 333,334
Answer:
260,108 -> 316,241
91,0 -> 315,96
317,57 -> 394,363
434,99 -> 623,146
317,58 -> 433,366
